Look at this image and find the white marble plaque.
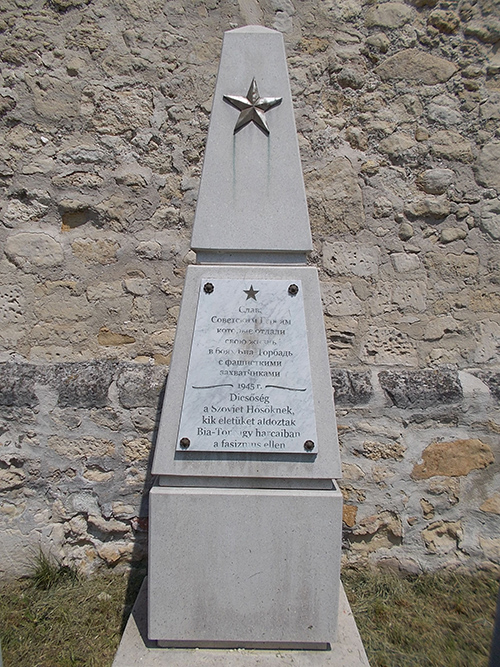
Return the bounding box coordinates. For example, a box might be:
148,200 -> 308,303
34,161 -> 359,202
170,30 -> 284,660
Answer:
176,279 -> 317,453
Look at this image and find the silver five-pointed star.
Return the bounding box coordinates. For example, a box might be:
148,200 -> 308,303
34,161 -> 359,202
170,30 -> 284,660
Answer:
223,78 -> 282,136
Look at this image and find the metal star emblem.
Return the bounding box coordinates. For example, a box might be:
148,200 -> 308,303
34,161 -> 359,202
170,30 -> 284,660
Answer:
243,285 -> 259,300
223,78 -> 282,136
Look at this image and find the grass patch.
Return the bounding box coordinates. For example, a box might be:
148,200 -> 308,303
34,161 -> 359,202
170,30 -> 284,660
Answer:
342,569 -> 499,667
0,567 -> 497,666
28,550 -> 78,591
0,566 -> 145,667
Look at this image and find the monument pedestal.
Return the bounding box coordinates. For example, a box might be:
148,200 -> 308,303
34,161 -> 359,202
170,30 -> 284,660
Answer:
149,484 -> 342,647
147,262 -> 344,650
113,578 -> 370,666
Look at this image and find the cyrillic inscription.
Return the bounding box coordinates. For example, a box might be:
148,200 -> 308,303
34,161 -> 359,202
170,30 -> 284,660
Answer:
176,279 -> 317,453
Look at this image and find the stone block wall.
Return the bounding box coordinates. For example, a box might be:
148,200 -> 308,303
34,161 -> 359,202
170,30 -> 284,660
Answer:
0,0 -> 499,575
0,361 -> 165,576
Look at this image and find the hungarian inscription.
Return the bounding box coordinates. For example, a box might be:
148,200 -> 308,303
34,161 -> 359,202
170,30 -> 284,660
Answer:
176,278 -> 317,453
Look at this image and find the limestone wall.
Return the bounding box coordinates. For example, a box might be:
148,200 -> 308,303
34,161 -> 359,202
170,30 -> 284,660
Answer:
0,0 -> 499,576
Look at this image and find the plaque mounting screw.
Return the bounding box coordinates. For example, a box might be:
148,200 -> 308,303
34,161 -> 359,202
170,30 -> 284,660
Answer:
204,282 -> 214,294
179,437 -> 191,449
304,440 -> 314,452
288,284 -> 299,296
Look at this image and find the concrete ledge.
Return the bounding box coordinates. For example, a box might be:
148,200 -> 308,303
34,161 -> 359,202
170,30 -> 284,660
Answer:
113,577 -> 370,666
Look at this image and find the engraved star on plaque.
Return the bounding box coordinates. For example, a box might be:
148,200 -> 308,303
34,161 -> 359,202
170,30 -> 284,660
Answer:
243,285 -> 259,300
223,78 -> 282,136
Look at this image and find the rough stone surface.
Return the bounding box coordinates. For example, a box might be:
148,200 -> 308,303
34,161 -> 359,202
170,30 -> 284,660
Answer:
428,9 -> 460,34
422,521 -> 463,554
346,511 -> 403,553
375,49 -> 457,84
412,439 -> 494,479
417,169 -> 454,195
48,435 -> 115,458
440,227 -> 467,244
479,538 -> 500,564
342,504 -> 358,528
379,370 -> 463,408
0,0 -> 498,576
98,328 -> 136,347
430,130 -> 474,163
479,199 -> 500,240
50,361 -> 117,408
405,196 -> 451,219
378,133 -> 417,158
480,493 -> 500,515
365,3 -> 414,29
361,439 -> 406,461
305,158 -> 365,235
117,366 -> 167,409
0,364 -> 38,406
475,142 -> 500,191
124,437 -> 151,462
71,239 -> 119,265
362,327 -> 417,366
323,243 -> 379,277
330,370 -> 373,405
464,19 -> 500,44
471,372 -> 500,400
5,233 -> 64,270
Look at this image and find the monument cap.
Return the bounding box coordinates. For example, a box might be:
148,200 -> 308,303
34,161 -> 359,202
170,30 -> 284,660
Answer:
191,26 -> 312,256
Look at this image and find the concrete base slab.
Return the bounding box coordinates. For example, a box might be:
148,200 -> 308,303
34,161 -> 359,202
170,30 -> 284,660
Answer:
148,486 -> 342,646
113,578 -> 370,666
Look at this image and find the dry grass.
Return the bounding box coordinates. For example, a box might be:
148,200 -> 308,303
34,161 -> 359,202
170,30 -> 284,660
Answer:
0,564 -> 145,667
342,568 -> 499,667
0,563 -> 497,666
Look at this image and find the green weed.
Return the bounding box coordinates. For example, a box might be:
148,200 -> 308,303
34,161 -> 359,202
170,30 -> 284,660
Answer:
28,550 -> 78,591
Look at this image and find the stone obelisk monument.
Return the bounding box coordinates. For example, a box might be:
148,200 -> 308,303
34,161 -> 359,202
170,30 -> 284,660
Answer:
149,25 -> 343,650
